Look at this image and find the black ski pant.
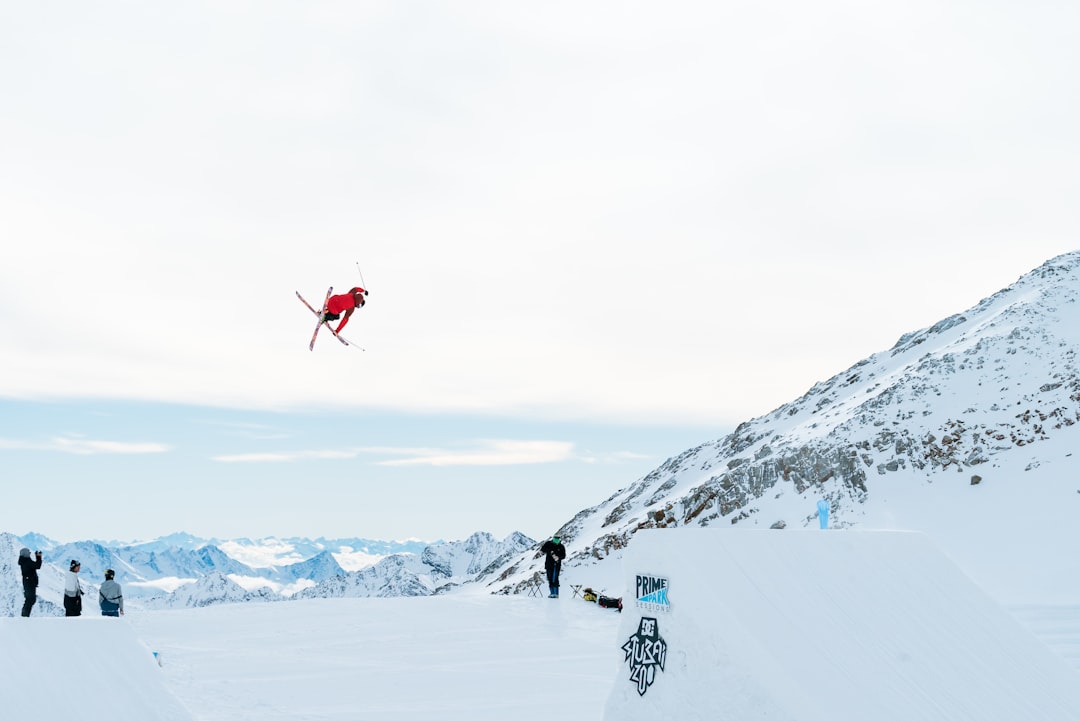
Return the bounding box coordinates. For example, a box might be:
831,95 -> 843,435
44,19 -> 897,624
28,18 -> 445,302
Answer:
546,565 -> 560,590
22,582 -> 36,617
64,593 -> 82,617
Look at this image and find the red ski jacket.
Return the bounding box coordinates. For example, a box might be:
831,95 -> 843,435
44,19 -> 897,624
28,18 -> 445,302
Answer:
326,288 -> 366,332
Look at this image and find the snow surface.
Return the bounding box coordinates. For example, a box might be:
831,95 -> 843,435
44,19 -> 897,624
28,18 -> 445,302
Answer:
129,594 -> 622,720
0,617 -> 193,720
605,530 -> 1080,720
4,530 -> 1080,720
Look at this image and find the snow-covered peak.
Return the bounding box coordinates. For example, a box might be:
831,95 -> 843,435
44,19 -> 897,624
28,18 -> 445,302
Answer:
486,251 -> 1080,603
300,532 -> 537,600
422,531 -> 535,579
277,550 -> 344,583
143,571 -> 278,609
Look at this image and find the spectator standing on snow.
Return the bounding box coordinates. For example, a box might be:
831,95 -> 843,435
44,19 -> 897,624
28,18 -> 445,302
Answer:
18,547 -> 43,617
99,569 -> 124,617
540,535 -> 567,598
63,559 -> 84,616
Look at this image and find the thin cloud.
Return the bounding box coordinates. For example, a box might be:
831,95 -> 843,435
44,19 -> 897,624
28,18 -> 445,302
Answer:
213,450 -> 358,463
211,440 -> 647,467
368,440 -> 576,467
198,419 -> 292,441
577,450 -> 653,465
0,436 -> 170,455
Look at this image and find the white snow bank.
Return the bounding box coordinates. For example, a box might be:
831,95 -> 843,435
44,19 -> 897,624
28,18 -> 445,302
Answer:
130,593 -> 623,720
605,529 -> 1080,721
0,617 -> 193,720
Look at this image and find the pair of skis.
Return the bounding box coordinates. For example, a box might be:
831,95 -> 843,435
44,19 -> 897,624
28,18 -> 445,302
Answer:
297,287 -> 364,351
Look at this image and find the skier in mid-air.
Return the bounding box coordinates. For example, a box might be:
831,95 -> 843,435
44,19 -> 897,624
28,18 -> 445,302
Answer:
322,287 -> 368,334
297,283 -> 368,351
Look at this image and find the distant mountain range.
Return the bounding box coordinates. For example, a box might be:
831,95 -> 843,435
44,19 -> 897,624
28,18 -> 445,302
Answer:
297,531 -> 533,599
0,531 -> 535,614
486,251 -> 1080,605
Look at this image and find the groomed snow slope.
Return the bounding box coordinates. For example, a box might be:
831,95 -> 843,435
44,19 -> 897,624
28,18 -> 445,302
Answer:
2,546 -> 1078,721
605,529 -> 1080,720
0,617 -> 193,720
129,595 -> 623,721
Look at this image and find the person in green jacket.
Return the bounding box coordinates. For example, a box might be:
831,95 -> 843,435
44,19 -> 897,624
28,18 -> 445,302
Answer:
540,535 -> 566,598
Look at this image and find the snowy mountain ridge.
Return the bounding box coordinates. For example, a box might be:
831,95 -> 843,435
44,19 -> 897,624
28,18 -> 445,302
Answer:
141,571 -> 281,609
488,251 -> 1080,603
1,530 -> 533,613
298,531 -> 535,599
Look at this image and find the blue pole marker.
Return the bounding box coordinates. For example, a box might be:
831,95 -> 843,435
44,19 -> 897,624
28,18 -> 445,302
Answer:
817,499 -> 830,529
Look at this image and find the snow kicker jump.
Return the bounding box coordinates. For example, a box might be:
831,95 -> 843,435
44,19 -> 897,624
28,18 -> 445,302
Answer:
604,529 -> 1080,720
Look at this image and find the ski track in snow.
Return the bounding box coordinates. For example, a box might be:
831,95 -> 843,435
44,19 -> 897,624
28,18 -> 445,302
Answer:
1010,605 -> 1080,671
129,593 -> 623,721
118,594 -> 1080,721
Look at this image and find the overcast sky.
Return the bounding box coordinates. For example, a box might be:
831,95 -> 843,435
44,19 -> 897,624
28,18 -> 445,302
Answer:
1,1 -> 1077,543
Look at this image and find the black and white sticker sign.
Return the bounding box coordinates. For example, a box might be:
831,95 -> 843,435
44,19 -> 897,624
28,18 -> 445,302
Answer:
621,616 -> 668,696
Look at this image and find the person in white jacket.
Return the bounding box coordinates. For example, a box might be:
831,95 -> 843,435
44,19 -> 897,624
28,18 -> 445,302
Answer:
99,569 -> 124,617
63,559 -> 83,617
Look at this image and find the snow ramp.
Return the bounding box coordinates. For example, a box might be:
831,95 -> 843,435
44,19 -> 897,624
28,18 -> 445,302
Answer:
0,617 -> 193,721
604,529 -> 1080,721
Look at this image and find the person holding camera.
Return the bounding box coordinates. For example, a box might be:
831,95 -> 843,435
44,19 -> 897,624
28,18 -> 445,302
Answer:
99,569 -> 124,617
17,547 -> 43,617
63,559 -> 84,617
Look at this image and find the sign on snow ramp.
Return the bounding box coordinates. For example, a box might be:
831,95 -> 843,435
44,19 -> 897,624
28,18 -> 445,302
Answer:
605,529 -> 1080,721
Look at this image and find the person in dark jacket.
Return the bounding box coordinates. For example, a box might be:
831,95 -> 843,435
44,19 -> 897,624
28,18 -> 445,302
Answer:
98,569 -> 124,617
18,547 -> 43,617
540,535 -> 567,598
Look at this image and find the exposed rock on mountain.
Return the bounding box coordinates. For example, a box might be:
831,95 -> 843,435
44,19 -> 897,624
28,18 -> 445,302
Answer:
488,252 -> 1080,602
